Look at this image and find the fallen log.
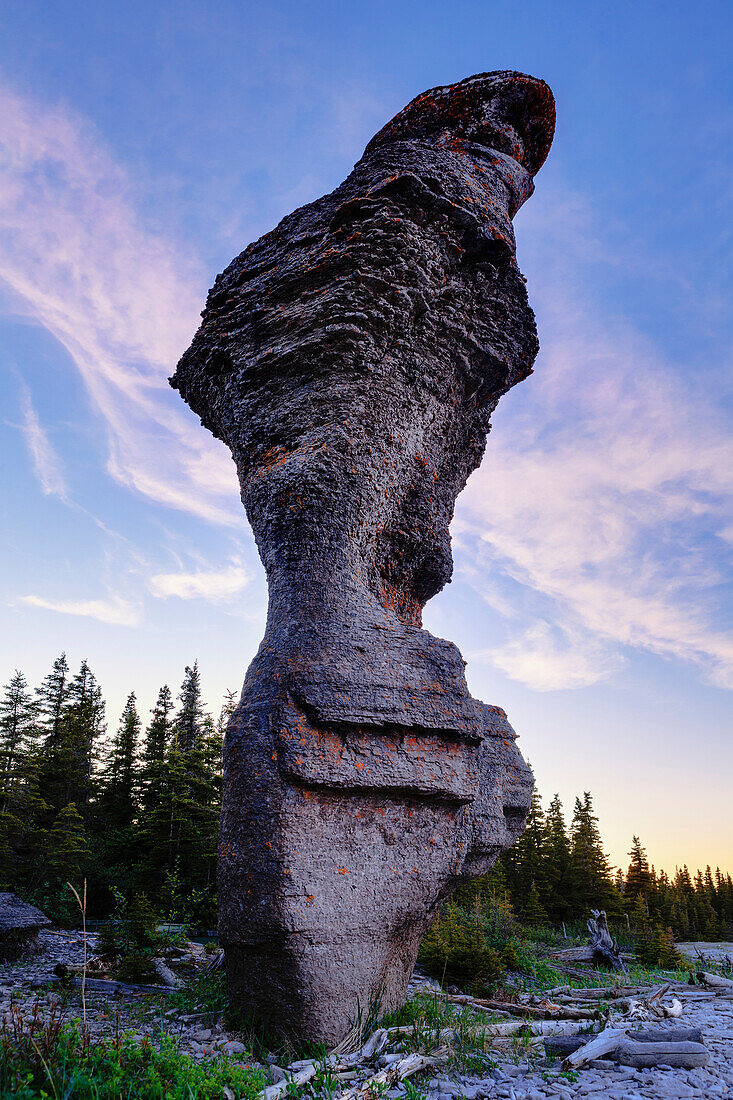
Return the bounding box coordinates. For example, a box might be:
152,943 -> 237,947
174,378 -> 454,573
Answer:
549,948 -> 635,964
69,976 -> 175,996
478,999 -> 599,1021
152,957 -> 183,989
618,1038 -> 709,1069
388,1018 -> 587,1043
358,1029 -> 390,1059
264,1063 -> 317,1100
25,976 -> 61,990
562,1027 -> 629,1069
339,1049 -> 448,1100
545,1026 -> 704,1060
697,970 -> 733,991
428,992 -> 599,1021
548,946 -> 599,963
632,1027 -> 703,1044
624,983 -> 683,1021
544,962 -> 630,981
551,986 -> 648,1001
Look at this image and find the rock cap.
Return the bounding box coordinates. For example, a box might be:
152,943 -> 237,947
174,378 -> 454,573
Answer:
365,69 -> 555,177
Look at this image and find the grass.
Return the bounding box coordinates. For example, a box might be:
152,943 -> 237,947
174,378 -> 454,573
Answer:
380,992 -> 501,1075
0,951 -> 708,1100
147,972 -> 332,1069
10,883 -> 726,1099
0,1004 -> 266,1100
158,972 -> 229,1022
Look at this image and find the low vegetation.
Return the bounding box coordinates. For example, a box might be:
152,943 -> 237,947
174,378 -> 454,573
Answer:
0,1002 -> 265,1100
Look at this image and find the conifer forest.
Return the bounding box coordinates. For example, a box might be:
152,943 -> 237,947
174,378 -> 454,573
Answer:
2,654 -> 732,945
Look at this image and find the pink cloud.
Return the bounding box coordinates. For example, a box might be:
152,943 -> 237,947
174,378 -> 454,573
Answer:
0,84 -> 240,525
454,186 -> 733,690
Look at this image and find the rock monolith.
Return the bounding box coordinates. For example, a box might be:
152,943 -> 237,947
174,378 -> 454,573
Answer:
172,70 -> 555,1045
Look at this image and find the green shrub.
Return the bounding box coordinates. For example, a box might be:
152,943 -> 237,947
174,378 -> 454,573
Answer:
500,941 -> 521,971
98,891 -> 163,981
0,1021 -> 265,1100
636,926 -> 685,970
418,904 -> 506,991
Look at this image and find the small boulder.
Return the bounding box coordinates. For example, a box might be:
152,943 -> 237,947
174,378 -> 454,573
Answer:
223,1040 -> 247,1055
0,893 -> 51,960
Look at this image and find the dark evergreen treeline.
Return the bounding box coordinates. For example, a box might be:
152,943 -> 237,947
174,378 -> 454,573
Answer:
0,655 -> 235,926
492,788 -> 733,942
2,656 -> 733,941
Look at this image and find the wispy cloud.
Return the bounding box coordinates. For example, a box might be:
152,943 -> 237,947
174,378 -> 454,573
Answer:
2,83 -> 730,692
0,84 -> 239,525
476,621 -> 625,692
19,593 -> 140,626
148,563 -> 251,601
455,185 -> 733,691
17,382 -> 68,500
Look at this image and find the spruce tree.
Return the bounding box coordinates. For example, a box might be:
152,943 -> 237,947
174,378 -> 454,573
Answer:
136,686 -> 175,900
101,692 -> 140,832
45,803 -> 90,922
524,880 -> 548,926
0,749 -> 48,891
140,685 -> 174,817
218,689 -> 238,735
567,792 -> 621,916
37,659 -> 105,818
138,665 -> 219,922
35,653 -> 70,749
93,692 -> 141,899
198,712 -> 224,888
543,793 -> 572,922
502,787 -> 546,917
174,662 -> 203,751
0,673 -> 47,890
62,660 -> 105,814
172,710 -> 220,917
0,670 -> 37,807
625,836 -> 653,910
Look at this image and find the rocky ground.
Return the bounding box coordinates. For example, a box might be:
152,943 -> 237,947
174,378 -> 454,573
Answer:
3,932 -> 733,1098
0,929 -> 252,1064
422,996 -> 733,1100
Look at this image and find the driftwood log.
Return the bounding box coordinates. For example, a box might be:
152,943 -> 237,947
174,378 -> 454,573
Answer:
152,957 -> 184,988
545,963 -> 630,981
61,974 -> 175,996
561,1024 -> 709,1071
545,1027 -> 704,1060
340,1050 -> 449,1100
698,970 -> 733,991
561,1028 -> 629,1069
618,1038 -> 710,1069
264,1064 -> 318,1100
550,910 -> 626,972
428,991 -> 599,1020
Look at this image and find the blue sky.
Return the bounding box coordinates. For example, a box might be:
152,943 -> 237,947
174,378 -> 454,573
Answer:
0,0 -> 731,873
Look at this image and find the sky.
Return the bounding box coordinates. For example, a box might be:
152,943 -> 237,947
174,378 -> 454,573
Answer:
0,0 -> 731,876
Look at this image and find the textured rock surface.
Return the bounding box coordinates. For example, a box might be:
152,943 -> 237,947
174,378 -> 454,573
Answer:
0,892 -> 50,959
172,70 -> 555,1045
